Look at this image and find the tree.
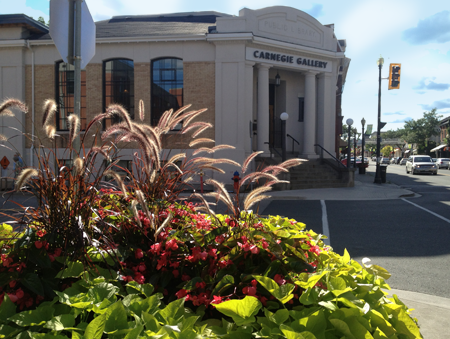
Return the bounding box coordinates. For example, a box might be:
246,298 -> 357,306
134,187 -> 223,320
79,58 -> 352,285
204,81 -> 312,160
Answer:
381,145 -> 393,157
37,16 -> 46,25
403,108 -> 441,154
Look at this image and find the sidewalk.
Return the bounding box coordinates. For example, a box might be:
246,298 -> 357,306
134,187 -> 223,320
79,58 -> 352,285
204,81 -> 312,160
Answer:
258,168 -> 448,339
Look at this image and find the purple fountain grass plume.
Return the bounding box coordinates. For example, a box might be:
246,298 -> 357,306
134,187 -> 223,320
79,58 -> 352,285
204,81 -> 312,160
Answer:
193,144 -> 235,155
263,180 -> 289,187
68,114 -> 80,148
154,212 -> 173,240
192,147 -> 210,156
170,104 -> 192,121
132,123 -> 162,159
135,190 -> 152,227
279,158 -> 305,169
190,192 -> 216,216
104,170 -> 128,196
189,138 -> 215,147
139,99 -> 145,121
74,157 -> 85,176
157,109 -> 174,131
243,186 -> 272,211
240,172 -> 278,186
261,165 -> 289,176
181,108 -> 208,127
15,168 -> 39,191
131,200 -> 142,228
192,125 -> 212,138
102,123 -> 132,140
45,124 -> 56,139
199,165 -> 225,174
88,147 -> 111,162
181,121 -> 212,135
169,108 -> 208,131
0,98 -> 28,115
0,134 -> 8,142
166,153 -> 186,165
162,162 -> 183,175
138,124 -> 162,150
42,99 -> 57,126
106,104 -> 133,131
0,109 -> 14,117
242,151 -> 264,174
85,112 -> 110,134
205,179 -> 235,215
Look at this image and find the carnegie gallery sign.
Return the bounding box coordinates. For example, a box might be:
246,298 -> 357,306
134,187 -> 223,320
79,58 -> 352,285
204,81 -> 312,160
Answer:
246,47 -> 332,72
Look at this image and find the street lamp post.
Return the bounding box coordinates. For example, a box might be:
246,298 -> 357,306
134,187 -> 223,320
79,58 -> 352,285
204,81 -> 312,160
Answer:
346,118 -> 353,168
361,117 -> 366,174
353,136 -> 357,168
374,55 -> 384,184
280,112 -> 289,161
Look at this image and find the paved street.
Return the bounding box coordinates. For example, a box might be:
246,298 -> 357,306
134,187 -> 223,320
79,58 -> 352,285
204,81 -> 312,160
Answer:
262,163 -> 450,299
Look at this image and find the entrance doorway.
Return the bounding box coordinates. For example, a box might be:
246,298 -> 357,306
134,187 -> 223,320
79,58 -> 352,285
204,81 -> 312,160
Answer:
269,84 -> 282,149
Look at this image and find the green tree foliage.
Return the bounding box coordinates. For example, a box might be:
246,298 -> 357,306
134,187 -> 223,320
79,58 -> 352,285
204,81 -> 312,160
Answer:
37,16 -> 47,26
404,109 -> 441,154
381,145 -> 393,157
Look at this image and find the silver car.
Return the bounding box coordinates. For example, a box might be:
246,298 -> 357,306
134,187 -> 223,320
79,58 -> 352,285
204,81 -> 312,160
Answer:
435,158 -> 450,169
406,155 -> 438,175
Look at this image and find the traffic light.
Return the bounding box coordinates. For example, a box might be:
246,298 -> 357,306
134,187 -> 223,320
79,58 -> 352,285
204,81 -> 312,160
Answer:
388,63 -> 401,90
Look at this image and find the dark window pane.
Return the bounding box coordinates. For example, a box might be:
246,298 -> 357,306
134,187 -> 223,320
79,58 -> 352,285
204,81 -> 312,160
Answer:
55,61 -> 86,131
103,59 -> 135,127
151,58 -> 183,128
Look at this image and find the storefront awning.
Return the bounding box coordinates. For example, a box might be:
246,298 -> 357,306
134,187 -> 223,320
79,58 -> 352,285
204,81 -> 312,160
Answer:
430,144 -> 446,152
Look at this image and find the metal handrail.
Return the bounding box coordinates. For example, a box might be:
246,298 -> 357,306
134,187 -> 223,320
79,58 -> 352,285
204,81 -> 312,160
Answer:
287,134 -> 299,153
314,144 -> 347,169
287,134 -> 299,145
264,142 -> 282,158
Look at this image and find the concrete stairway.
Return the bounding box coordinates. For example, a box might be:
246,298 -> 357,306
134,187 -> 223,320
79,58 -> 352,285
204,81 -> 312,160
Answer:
288,159 -> 350,190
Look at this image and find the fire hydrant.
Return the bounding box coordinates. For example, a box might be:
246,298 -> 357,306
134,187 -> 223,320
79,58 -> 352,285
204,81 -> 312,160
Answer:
232,171 -> 240,193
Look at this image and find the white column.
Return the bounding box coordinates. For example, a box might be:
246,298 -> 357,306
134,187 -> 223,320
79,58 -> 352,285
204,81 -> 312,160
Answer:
257,63 -> 272,153
317,72 -> 335,154
245,61 -> 255,153
303,71 -> 319,158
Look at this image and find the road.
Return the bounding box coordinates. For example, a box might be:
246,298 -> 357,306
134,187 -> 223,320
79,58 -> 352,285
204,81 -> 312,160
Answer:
262,163 -> 450,299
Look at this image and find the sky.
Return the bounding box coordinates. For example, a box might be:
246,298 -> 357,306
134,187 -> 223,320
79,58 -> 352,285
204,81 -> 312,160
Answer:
1,0 -> 450,134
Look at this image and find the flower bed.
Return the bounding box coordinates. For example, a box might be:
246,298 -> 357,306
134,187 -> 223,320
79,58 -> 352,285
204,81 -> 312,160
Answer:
0,98 -> 422,338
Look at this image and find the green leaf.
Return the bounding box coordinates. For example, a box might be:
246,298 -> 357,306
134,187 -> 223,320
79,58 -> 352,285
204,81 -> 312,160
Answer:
265,309 -> 289,325
253,275 -> 294,304
124,324 -> 144,339
88,282 -> 119,304
327,277 -> 352,297
214,296 -> 261,326
0,294 -> 17,321
211,275 -> 234,297
393,308 -> 422,339
329,319 -> 356,339
8,305 -> 54,327
295,271 -> 327,290
56,261 -> 85,279
369,310 -> 396,337
21,273 -> 45,296
104,301 -> 128,334
280,324 -> 317,339
84,314 -> 106,339
291,310 -> 327,336
125,281 -> 154,297
44,314 -> 76,331
204,226 -> 228,243
341,249 -> 351,265
183,277 -> 203,291
142,313 -> 161,332
157,298 -> 185,325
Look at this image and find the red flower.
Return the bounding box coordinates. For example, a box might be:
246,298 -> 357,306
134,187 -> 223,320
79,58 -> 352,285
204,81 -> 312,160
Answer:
34,241 -> 42,249
215,235 -> 225,244
173,270 -> 179,278
54,248 -> 62,257
7,293 -> 18,303
211,295 -> 223,304
251,279 -> 257,287
175,289 -> 188,299
135,248 -> 144,259
250,245 -> 260,254
36,230 -> 46,237
166,239 -> 178,251
242,286 -> 256,296
181,274 -> 191,282
9,280 -> 16,288
15,289 -> 24,299
261,239 -> 269,249
134,273 -> 145,284
274,274 -> 286,285
195,282 -> 206,289
259,296 -> 268,306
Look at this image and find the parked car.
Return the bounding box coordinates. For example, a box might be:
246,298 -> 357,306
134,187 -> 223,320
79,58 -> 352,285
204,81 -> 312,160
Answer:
399,158 -> 408,165
435,158 -> 450,169
405,155 -> 438,175
380,157 -> 390,164
390,157 -> 398,164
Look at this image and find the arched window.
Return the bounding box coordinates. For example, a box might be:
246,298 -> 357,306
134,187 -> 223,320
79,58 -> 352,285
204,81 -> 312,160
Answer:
151,58 -> 183,127
103,59 -> 134,128
55,61 -> 86,130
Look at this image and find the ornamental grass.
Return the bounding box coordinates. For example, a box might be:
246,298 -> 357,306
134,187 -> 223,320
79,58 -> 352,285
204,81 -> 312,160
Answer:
0,98 -> 423,338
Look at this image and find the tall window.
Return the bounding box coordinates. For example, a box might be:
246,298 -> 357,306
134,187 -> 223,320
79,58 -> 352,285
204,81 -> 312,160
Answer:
151,58 -> 183,127
55,61 -> 86,130
103,59 -> 134,128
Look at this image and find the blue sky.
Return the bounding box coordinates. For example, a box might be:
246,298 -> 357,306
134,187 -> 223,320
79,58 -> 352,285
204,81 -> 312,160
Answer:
2,0 -> 450,134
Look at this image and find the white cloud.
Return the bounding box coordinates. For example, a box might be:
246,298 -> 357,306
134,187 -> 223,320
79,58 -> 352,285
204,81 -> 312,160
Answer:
0,0 -> 48,20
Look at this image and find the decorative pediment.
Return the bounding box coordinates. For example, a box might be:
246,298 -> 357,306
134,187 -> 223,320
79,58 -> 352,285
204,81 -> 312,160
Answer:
216,6 -> 336,51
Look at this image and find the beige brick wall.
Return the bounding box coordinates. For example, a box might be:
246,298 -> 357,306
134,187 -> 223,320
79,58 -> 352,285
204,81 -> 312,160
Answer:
24,60 -> 216,152
161,61 -> 215,149
25,65 -> 54,149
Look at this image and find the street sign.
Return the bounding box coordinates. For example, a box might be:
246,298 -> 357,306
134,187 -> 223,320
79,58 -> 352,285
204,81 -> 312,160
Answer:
50,0 -> 96,69
0,156 -> 10,169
